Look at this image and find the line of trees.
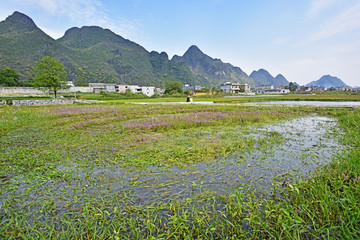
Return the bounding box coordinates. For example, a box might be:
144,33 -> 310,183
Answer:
0,56 -> 69,98
0,68 -> 21,87
2,57 -> 234,98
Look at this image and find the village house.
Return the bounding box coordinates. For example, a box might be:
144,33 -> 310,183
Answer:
0,81 -> 157,97
116,84 -> 155,97
335,86 -> 353,91
307,85 -> 326,92
155,88 -> 165,95
183,84 -> 202,93
300,86 -> 312,92
220,82 -> 251,94
260,89 -> 290,94
255,85 -> 274,94
89,83 -> 117,93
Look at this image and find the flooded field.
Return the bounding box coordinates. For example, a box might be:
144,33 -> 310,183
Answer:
1,104 -> 358,239
1,115 -> 343,215
84,115 -> 342,202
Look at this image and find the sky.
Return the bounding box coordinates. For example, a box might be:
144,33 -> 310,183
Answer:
1,0 -> 360,87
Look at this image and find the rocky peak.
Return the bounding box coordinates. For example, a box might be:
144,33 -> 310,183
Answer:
5,11 -> 37,28
184,45 -> 204,56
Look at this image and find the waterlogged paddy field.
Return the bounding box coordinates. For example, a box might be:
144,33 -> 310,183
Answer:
0,103 -> 358,239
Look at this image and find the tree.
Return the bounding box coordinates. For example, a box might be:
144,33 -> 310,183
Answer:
0,68 -> 20,86
289,82 -> 297,92
34,56 -> 68,98
183,90 -> 192,95
165,80 -> 183,94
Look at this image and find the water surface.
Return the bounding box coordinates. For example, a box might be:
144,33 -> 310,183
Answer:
248,101 -> 360,106
1,115 -> 344,220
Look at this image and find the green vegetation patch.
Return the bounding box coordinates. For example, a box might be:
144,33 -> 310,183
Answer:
0,103 -> 359,239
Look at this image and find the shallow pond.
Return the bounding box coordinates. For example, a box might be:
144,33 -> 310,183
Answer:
93,115 -> 342,203
2,115 -> 344,217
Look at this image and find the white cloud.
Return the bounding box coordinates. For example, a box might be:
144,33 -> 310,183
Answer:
0,0 -> 142,39
38,26 -> 64,39
55,0 -> 103,22
305,3 -> 360,43
36,0 -> 58,14
273,36 -> 291,45
307,0 -> 337,18
5,0 -> 59,15
57,0 -> 141,38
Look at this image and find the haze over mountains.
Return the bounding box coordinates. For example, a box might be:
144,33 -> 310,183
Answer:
250,69 -> 290,88
0,11 -> 349,88
306,75 -> 348,88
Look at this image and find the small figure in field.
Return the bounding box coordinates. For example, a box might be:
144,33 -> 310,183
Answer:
186,95 -> 190,102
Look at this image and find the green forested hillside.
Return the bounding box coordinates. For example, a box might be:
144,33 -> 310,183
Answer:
173,45 -> 256,87
0,12 -> 76,81
0,11 -> 256,88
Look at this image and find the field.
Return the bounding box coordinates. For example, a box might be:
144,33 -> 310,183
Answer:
0,95 -> 360,239
70,91 -> 360,103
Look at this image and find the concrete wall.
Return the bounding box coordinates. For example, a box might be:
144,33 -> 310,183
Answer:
57,87 -> 93,94
12,99 -> 74,106
0,87 -> 47,95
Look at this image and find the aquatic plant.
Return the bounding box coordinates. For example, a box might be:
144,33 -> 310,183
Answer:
0,103 -> 359,239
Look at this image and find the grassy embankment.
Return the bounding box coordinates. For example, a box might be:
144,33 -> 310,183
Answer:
2,91 -> 360,103
69,91 -> 360,103
0,101 -> 359,239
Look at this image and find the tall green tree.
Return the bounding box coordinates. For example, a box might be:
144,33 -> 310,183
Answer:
289,82 -> 297,92
0,68 -> 20,87
165,80 -> 183,94
34,56 -> 68,98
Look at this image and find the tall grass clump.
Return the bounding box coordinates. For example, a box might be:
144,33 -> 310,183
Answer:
222,109 -> 360,239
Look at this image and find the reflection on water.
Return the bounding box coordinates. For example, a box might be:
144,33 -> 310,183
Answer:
100,115 -> 342,203
2,115 -> 344,215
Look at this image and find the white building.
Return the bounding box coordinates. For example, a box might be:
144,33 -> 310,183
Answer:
257,89 -> 290,94
141,86 -> 155,97
89,83 -> 117,93
220,82 -> 232,93
220,82 -> 250,94
116,84 -> 139,94
335,86 -> 352,91
183,84 -> 202,92
255,85 -> 274,94
116,84 -> 155,97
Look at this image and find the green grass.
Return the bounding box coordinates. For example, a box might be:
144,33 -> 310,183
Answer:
0,102 -> 359,239
211,92 -> 360,103
0,96 -> 51,101
68,91 -> 360,103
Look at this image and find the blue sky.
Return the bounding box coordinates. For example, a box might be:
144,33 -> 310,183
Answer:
1,0 -> 359,86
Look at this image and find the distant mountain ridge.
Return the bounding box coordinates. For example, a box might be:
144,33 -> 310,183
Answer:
0,11 -> 256,88
306,75 -> 348,88
250,69 -> 289,87
172,45 -> 256,87
0,11 -> 75,81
